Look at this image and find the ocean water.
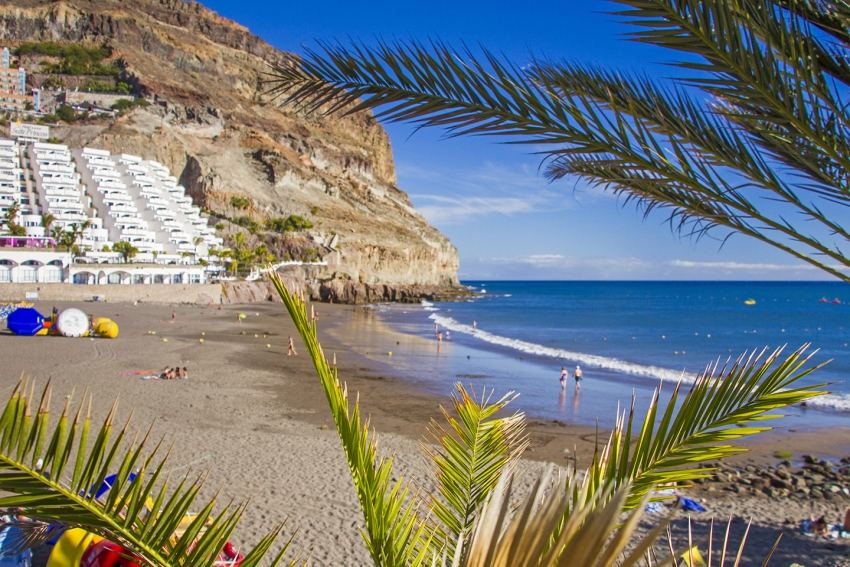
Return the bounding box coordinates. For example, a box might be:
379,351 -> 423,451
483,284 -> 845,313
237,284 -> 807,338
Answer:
372,281 -> 850,428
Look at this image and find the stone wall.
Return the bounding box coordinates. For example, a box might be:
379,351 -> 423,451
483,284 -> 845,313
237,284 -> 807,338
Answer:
60,91 -> 134,108
0,283 -> 222,304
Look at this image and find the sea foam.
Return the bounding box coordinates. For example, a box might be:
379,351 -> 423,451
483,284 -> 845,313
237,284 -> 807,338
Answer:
804,393 -> 850,412
429,313 -> 693,383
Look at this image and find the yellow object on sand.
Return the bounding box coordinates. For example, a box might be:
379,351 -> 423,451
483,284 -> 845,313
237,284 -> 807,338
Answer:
36,327 -> 48,336
93,318 -> 119,339
163,338 -> 168,342
47,528 -> 104,567
679,546 -> 705,567
199,338 -> 204,343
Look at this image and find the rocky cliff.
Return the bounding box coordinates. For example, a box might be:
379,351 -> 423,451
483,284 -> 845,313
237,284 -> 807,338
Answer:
0,0 -> 461,293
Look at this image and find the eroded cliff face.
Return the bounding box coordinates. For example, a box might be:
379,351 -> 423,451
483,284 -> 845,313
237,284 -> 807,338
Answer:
0,0 -> 460,287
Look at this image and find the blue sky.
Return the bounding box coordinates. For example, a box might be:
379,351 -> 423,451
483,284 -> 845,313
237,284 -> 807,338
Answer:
200,0 -> 844,281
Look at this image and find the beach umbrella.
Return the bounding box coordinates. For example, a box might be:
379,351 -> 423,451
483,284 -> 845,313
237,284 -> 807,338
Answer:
6,307 -> 44,336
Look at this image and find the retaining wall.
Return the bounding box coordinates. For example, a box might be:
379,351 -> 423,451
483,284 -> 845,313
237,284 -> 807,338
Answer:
0,283 -> 222,304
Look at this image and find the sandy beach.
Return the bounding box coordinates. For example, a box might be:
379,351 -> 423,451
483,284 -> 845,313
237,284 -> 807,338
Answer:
2,299 -> 850,566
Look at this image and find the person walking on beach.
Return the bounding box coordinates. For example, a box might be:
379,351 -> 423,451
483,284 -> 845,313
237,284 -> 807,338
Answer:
437,331 -> 443,342
573,365 -> 583,390
171,311 -> 176,323
287,335 -> 297,356
559,367 -> 568,390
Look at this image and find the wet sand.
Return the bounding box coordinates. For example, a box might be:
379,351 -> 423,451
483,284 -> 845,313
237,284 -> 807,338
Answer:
1,300 -> 849,566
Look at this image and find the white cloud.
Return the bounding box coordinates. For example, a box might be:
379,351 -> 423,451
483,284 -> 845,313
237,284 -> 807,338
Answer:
669,260 -> 847,272
413,194 -> 549,223
468,254 -> 653,279
399,160 -> 608,224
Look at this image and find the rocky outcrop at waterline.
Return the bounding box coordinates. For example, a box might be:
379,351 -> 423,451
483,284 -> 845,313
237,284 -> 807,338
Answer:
0,0 -> 460,292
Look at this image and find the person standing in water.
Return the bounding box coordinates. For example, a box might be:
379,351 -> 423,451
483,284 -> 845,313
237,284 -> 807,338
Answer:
472,321 -> 477,330
573,365 -> 583,390
559,367 -> 568,390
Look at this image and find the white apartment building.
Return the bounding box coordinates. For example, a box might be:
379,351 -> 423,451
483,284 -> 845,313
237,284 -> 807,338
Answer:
0,139 -> 223,284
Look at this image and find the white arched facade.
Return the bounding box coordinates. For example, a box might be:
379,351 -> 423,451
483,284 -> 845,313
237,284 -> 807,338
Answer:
0,250 -> 70,283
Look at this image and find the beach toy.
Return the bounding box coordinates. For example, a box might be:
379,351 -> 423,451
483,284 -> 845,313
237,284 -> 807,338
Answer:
55,309 -> 89,338
238,313 -> 246,319
7,307 -> 45,336
679,546 -> 705,567
0,303 -> 17,322
94,319 -> 119,339
0,522 -> 33,567
46,529 -> 103,567
79,540 -> 142,567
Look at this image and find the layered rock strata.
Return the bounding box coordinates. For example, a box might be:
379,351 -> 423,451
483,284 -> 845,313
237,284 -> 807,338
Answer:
0,0 -> 460,293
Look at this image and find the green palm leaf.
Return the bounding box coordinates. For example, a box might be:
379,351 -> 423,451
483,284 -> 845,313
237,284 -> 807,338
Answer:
268,273 -> 432,567
422,385 -> 527,553
263,0 -> 850,283
456,468 -> 671,567
0,379 -> 303,567
580,344 -> 828,510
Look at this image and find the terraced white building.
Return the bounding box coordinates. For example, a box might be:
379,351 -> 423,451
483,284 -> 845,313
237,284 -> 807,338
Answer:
0,138 -> 223,284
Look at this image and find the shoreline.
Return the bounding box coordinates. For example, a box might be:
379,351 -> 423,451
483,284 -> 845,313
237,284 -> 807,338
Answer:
2,300 -> 850,565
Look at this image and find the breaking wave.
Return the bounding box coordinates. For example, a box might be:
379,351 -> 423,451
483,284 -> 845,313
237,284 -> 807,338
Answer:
429,313 -> 694,383
803,393 -> 850,412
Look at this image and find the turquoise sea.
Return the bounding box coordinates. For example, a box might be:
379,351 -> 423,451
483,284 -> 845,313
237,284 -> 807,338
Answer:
371,281 -> 850,428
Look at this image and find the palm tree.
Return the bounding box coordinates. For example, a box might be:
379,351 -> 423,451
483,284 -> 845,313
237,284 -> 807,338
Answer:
1,201 -> 24,236
193,236 -> 205,264
266,0 -> 850,282
40,213 -> 55,234
113,241 -> 139,263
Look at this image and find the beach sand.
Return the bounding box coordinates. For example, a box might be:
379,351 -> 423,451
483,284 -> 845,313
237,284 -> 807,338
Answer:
2,300 -> 849,566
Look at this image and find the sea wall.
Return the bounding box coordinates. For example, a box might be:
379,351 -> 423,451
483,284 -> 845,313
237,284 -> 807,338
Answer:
0,283 -> 222,304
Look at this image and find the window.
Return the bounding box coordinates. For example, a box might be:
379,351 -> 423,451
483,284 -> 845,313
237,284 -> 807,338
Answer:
133,274 -> 145,284
19,268 -> 36,282
45,268 -> 62,282
154,274 -> 165,284
190,274 -> 201,284
0,268 -> 9,282
73,273 -> 91,284
107,273 -> 121,284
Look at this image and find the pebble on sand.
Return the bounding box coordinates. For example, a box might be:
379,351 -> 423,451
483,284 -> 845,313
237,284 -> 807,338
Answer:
267,344 -> 271,348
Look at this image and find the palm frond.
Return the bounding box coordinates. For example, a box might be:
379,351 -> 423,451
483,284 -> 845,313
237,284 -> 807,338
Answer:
457,468 -> 672,567
580,344 -> 827,511
268,273 -> 431,567
0,378 -> 302,567
422,385 -> 527,553
264,7 -> 850,282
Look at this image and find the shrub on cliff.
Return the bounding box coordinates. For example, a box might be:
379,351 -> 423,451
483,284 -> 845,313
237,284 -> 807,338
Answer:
18,42 -> 118,76
230,196 -> 251,209
266,215 -> 313,233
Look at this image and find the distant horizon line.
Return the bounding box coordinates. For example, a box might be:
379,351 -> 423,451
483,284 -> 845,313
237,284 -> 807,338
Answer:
457,279 -> 847,283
